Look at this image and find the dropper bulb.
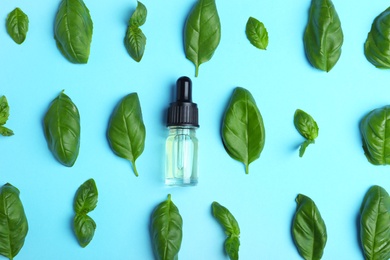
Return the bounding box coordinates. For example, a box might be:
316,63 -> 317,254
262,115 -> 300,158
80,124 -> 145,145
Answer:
176,76 -> 192,102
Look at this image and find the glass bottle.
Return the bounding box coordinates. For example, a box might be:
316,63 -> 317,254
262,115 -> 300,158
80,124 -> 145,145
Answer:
165,76 -> 199,186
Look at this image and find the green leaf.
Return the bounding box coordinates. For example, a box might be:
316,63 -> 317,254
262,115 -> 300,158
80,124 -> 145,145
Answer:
0,183 -> 28,260
364,7 -> 390,68
184,0 -> 221,77
0,96 -> 10,126
107,93 -> 146,176
211,201 -> 240,237
221,87 -> 265,174
74,179 -> 98,215
294,109 -> 318,157
212,202 -> 240,260
54,0 -> 93,64
6,8 -> 29,45
130,1 -> 147,27
0,126 -> 14,136
150,194 -> 183,260
225,235 -> 240,260
303,0 -> 343,72
124,25 -> 146,62
43,90 -> 80,167
73,214 -> 96,248
245,16 -> 268,50
360,185 -> 390,260
292,194 -> 327,260
360,105 -> 390,165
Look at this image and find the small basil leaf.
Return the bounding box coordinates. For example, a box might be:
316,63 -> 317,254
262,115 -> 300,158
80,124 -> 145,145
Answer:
74,179 -> 98,215
292,194 -> 327,260
0,183 -> 28,259
184,0 -> 221,77
0,96 -> 10,125
303,0 -> 343,72
225,235 -> 240,260
245,16 -> 268,50
294,109 -> 318,157
124,25 -> 146,62
150,194 -> 183,260
54,0 -> 93,64
0,126 -> 14,136
6,8 -> 29,45
73,214 -> 96,248
107,93 -> 146,176
360,105 -> 390,165
222,87 -> 265,174
129,1 -> 147,27
360,185 -> 390,260
211,201 -> 240,237
43,90 -> 81,167
364,8 -> 390,68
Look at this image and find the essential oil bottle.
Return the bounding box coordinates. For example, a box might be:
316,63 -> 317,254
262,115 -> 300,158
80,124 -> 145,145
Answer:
165,76 -> 199,186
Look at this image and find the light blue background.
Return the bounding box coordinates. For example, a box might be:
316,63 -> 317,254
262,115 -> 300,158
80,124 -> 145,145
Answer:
1,0 -> 390,259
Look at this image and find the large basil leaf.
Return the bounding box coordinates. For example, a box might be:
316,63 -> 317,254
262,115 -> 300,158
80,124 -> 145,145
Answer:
73,214 -> 96,248
303,0 -> 343,72
6,8 -> 29,45
221,87 -> 265,174
150,194 -> 183,260
125,26 -> 146,62
130,1 -> 147,27
364,8 -> 390,68
107,93 -> 146,176
292,194 -> 327,260
74,179 -> 98,215
245,16 -> 268,50
360,105 -> 390,165
360,185 -> 390,260
212,201 -> 240,260
43,91 -> 80,167
0,96 -> 14,136
54,0 -> 93,64
0,183 -> 28,260
184,0 -> 221,77
294,109 -> 318,157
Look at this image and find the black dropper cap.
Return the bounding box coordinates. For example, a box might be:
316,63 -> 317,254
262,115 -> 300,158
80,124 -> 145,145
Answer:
167,76 -> 199,127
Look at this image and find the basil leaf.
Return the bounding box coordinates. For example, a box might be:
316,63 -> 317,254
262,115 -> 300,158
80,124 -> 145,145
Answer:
43,90 -> 80,167
211,201 -> 240,237
364,8 -> 390,68
74,179 -> 98,215
73,214 -> 96,248
0,126 -> 14,136
0,96 -> 10,125
221,87 -> 265,174
292,194 -> 327,260
360,185 -> 390,260
54,0 -> 93,64
150,194 -> 183,260
130,1 -> 147,27
0,96 -> 14,136
245,16 -> 268,50
212,201 -> 240,260
124,25 -> 146,62
6,8 -> 29,45
360,105 -> 390,165
184,0 -> 221,77
294,109 -> 318,157
107,93 -> 146,176
225,235 -> 240,260
0,183 -> 28,260
303,0 -> 343,72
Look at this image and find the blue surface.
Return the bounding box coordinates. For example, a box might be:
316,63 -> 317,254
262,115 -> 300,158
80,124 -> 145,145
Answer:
1,0 -> 390,259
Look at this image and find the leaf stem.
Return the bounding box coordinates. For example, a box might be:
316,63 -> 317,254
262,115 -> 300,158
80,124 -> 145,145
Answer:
131,161 -> 139,177
195,66 -> 199,77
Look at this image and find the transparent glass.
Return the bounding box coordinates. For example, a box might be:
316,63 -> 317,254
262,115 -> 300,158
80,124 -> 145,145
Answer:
165,127 -> 198,186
